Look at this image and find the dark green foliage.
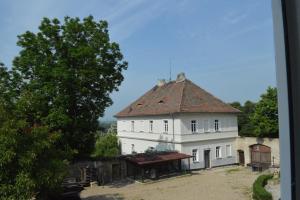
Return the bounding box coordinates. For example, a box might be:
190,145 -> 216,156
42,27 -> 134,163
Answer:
0,105 -> 68,200
230,101 -> 256,136
12,16 -> 128,157
230,87 -> 278,138
0,15 -> 127,199
252,174 -> 273,200
92,133 -> 120,158
250,87 -> 278,138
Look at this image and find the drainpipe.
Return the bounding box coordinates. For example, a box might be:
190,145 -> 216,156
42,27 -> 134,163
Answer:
170,113 -> 175,151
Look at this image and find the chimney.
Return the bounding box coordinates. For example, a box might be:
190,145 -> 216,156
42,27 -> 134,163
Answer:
157,79 -> 166,87
176,72 -> 186,82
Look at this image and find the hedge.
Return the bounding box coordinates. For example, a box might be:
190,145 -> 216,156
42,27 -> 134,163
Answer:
252,174 -> 273,200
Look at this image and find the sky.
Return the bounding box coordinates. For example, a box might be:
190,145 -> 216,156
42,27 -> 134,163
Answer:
0,0 -> 276,121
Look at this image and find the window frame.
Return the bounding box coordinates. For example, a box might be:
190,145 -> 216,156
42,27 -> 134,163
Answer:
149,120 -> 153,132
226,144 -> 232,157
163,120 -> 168,133
192,149 -> 199,162
204,119 -> 209,133
216,146 -> 222,159
214,119 -> 219,132
191,120 -> 197,133
131,121 -> 135,132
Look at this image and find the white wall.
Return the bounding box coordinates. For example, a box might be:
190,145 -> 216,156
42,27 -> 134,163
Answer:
117,113 -> 238,135
179,113 -> 238,134
181,138 -> 237,169
119,137 -> 181,154
117,113 -> 239,160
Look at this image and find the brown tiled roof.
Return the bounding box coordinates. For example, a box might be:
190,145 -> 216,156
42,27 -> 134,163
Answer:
115,79 -> 240,117
125,151 -> 192,166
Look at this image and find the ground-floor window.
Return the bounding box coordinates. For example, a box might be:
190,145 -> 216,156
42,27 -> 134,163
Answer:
216,146 -> 222,159
226,144 -> 232,157
192,149 -> 199,162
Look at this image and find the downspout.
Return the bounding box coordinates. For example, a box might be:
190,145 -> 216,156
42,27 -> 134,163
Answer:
170,113 -> 175,151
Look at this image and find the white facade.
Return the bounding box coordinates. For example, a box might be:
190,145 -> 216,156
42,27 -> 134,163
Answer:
117,113 -> 239,169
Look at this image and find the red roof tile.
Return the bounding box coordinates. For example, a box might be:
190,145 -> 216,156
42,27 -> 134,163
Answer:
115,79 -> 240,117
125,152 -> 192,165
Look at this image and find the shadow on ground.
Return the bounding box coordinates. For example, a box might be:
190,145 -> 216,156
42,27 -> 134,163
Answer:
107,179 -> 135,188
81,193 -> 124,200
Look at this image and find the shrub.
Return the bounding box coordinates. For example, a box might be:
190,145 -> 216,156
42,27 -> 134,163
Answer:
252,174 -> 273,200
91,133 -> 120,158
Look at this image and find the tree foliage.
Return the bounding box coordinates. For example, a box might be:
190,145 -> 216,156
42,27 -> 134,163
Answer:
231,87 -> 278,138
251,87 -> 278,138
92,133 -> 120,158
230,101 -> 256,136
0,15 -> 127,199
12,15 -> 127,156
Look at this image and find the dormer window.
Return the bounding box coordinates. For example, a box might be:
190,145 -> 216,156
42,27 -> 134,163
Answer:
158,100 -> 164,104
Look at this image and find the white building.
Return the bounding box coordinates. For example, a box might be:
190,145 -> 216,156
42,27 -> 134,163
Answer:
115,73 -> 240,169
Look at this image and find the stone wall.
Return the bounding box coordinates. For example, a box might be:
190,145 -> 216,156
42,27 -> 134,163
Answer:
236,137 -> 280,166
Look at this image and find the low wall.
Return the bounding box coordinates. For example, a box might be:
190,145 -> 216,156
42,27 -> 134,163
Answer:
236,137 -> 280,166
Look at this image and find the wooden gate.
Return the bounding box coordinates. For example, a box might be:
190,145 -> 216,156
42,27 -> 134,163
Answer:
249,144 -> 271,170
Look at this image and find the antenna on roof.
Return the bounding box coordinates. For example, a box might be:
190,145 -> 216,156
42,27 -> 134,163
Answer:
169,59 -> 172,82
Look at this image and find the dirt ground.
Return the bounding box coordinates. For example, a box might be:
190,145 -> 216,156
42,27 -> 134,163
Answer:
80,166 -> 260,200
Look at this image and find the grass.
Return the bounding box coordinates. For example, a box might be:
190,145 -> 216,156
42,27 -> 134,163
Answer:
226,167 -> 241,174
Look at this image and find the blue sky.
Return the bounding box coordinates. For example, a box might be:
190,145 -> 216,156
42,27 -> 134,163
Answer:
0,0 -> 276,121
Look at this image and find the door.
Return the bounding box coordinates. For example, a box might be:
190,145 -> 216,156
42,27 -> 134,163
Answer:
204,150 -> 210,168
238,150 -> 245,165
112,164 -> 121,181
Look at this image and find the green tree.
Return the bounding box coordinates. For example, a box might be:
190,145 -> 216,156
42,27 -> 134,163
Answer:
230,101 -> 256,136
0,15 -> 127,199
251,87 -> 278,138
12,16 -> 128,157
92,133 -> 120,158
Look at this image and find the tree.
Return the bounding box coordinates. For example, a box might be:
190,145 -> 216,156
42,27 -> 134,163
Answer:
230,101 -> 256,136
250,87 -> 278,138
92,133 -> 120,158
0,16 -> 127,199
12,16 -> 128,157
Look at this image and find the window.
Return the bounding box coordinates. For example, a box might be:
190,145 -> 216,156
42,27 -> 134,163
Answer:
131,144 -> 135,153
164,120 -> 168,133
214,120 -> 219,132
131,121 -> 134,132
149,120 -> 153,132
192,149 -> 198,162
226,145 -> 232,157
191,120 -> 196,133
204,120 -> 209,132
216,146 -> 222,159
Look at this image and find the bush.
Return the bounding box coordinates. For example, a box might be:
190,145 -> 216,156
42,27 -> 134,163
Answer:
91,133 -> 120,158
253,174 -> 273,200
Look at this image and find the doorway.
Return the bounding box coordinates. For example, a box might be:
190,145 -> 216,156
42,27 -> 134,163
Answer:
238,150 -> 245,166
204,149 -> 210,168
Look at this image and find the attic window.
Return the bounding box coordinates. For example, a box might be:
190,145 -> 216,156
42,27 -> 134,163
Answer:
137,103 -> 143,107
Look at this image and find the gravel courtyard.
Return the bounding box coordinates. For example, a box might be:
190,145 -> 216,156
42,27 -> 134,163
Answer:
80,166 -> 260,200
